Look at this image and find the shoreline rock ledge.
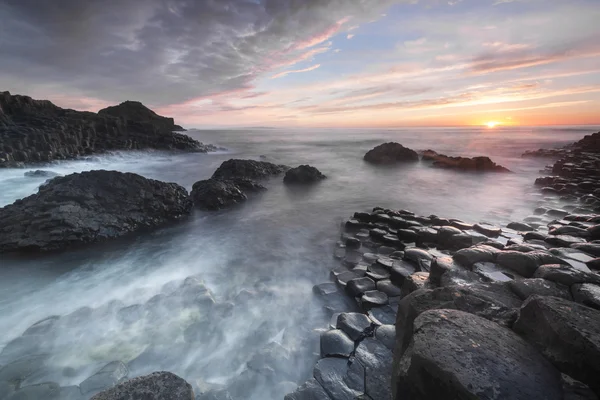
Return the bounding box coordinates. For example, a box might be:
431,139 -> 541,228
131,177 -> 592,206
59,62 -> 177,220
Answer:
0,91 -> 216,168
0,170 -> 192,253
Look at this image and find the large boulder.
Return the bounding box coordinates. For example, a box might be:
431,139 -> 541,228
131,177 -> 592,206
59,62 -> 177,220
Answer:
363,143 -> 419,165
283,165 -> 327,184
190,179 -> 250,211
0,91 -> 214,167
496,250 -> 568,277
0,170 -> 192,253
421,150 -> 511,173
514,296 -> 600,396
90,371 -> 194,400
393,309 -> 563,400
211,159 -> 289,181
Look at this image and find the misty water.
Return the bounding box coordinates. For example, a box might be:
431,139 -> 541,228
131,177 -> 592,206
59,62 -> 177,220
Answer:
0,126 -> 594,399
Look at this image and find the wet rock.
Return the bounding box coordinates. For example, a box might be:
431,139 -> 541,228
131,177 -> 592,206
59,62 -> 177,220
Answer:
394,309 -> 562,400
429,256 -> 463,285
497,250 -> 567,277
572,243 -> 600,257
0,336 -> 45,364
561,374 -> 599,400
90,371 -> 194,400
367,306 -> 397,326
0,355 -> 49,385
58,386 -> 84,400
313,283 -> 338,296
320,330 -> 354,358
284,378 -> 332,400
24,170 -> 60,178
514,296 -> 600,395
473,223 -> 502,237
376,280 -> 402,297
546,235 -> 587,247
5,382 -> 60,400
336,313 -> 373,341
313,358 -> 365,400
211,159 -> 288,180
0,171 -> 192,253
534,264 -> 600,286
363,142 -> 419,165
116,305 -> 144,325
403,248 -> 432,270
472,261 -> 522,282
336,271 -> 365,287
550,226 -> 590,237
508,278 -> 571,300
374,325 -> 395,351
190,179 -> 250,211
389,260 -> 417,287
588,258 -> 600,270
21,316 -> 60,336
284,165 -> 327,184
588,225 -> 600,241
346,277 -> 376,297
80,361 -> 128,397
396,229 -> 418,242
355,338 -> 393,400
344,237 -> 361,250
453,245 -> 499,267
571,283 -> 600,310
400,272 -> 430,298
507,221 -> 535,231
547,209 -> 570,218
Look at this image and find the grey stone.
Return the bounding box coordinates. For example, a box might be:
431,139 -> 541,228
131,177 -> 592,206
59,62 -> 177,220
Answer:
472,261 -> 523,282
90,371 -> 194,400
400,272 -> 430,298
508,278 -> 571,300
5,382 -> 60,400
0,355 -> 49,385
376,280 -> 402,297
284,379 -> 332,400
355,338 -> 393,400
361,290 -> 389,310
313,358 -> 364,400
320,330 -> 354,358
336,313 -> 372,341
571,283 -> 600,310
453,245 -> 499,267
374,325 -> 395,350
80,361 -> 128,396
346,277 -> 376,297
497,250 -> 568,277
534,264 -> 600,286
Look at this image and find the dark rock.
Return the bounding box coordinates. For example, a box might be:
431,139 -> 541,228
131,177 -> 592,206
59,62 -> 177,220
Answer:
507,222 -> 535,231
422,150 -> 511,172
389,261 -> 417,287
588,225 -> 600,241
403,248 -> 433,269
473,223 -> 502,237
346,277 -> 376,297
0,171 -> 192,253
534,264 -> 600,286
400,272 -> 430,297
284,165 -> 326,184
336,271 -> 366,287
23,170 -> 60,178
497,250 -> 568,277
588,258 -> 600,270
514,296 -> 600,396
396,229 -> 418,242
211,159 -> 289,181
336,313 -> 373,341
313,357 -> 364,400
320,330 -> 354,358
0,92 -> 213,168
80,361 -> 128,396
375,325 -> 396,351
572,243 -> 600,257
58,386 -> 84,400
90,371 -> 194,400
313,283 -> 338,296
367,305 -> 397,326
546,235 -> 587,247
453,245 -> 499,267
571,283 -> 600,310
5,382 -> 60,400
355,338 -> 393,400
366,264 -> 391,281
284,378 -> 332,400
363,143 -> 419,165
190,179 -> 250,211
394,309 -> 562,400
561,374 -> 599,400
0,355 -> 49,384
429,256 -> 463,285
376,280 -> 402,297
472,261 -> 522,282
508,278 -> 571,300
550,226 -> 590,237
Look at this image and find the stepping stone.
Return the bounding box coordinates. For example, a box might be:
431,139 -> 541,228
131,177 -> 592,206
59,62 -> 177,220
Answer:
346,277 -> 376,297
320,330 -> 355,358
361,291 -> 389,311
336,313 -> 373,341
313,358 -> 364,400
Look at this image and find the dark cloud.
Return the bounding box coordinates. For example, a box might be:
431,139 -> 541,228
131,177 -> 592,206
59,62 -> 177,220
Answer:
0,0 -> 399,106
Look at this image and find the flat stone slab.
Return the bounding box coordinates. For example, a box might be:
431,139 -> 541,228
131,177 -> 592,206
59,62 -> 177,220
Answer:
320,330 -> 354,358
355,338 -> 393,400
284,378 -> 332,400
313,358 -> 364,400
336,313 -> 373,341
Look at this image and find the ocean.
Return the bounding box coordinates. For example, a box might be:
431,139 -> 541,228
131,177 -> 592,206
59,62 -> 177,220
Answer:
0,125 -> 597,399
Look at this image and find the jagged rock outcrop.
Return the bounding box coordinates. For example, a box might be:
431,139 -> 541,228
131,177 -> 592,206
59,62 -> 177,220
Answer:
283,165 -> 327,184
421,150 -> 511,172
0,91 -> 215,167
0,170 -> 192,253
90,371 -> 194,400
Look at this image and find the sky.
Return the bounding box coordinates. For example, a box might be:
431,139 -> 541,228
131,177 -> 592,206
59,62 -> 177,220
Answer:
1,0 -> 599,128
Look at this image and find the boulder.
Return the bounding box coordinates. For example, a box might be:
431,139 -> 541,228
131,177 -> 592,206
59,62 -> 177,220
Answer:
190,179 -> 249,211
453,245 -> 499,267
394,309 -> 562,400
497,250 -> 568,277
534,264 -> 600,286
90,371 -> 194,400
421,150 -> 511,173
508,278 -> 571,300
514,296 -> 600,396
320,329 -> 354,358
283,165 -> 327,184
0,171 -> 192,253
571,283 -> 600,310
211,159 -> 289,181
363,143 -> 419,165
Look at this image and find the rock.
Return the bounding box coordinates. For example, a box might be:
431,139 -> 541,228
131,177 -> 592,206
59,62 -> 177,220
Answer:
22,316 -> 60,336
58,386 -> 84,400
389,261 -> 416,286
346,277 -> 376,297
355,338 -> 393,400
190,179 -> 250,211
546,235 -> 587,247
394,309 -> 563,400
313,358 -> 364,400
0,171 -> 192,253
313,283 -> 338,296
366,264 -> 391,281
507,222 -> 535,231
422,150 -> 511,172
508,278 -> 571,300
588,258 -> 600,270
375,325 -> 396,351
534,264 -> 600,286
403,248 -> 433,268
497,250 -> 568,277
550,226 -> 590,237
211,159 -> 288,181
284,378 -> 332,400
429,256 -> 463,285
367,305 -> 397,326
0,92 -> 214,168
284,165 -> 326,184
514,296 -> 600,395
472,261 -> 522,282
336,313 -> 373,341
588,225 -> 600,241
561,374 -> 599,400
400,272 -> 430,298
90,371 -> 194,400
80,361 -> 128,396
320,330 -> 354,358
5,382 -> 60,400
453,245 -> 499,267
23,170 -> 60,178
0,355 -> 49,384
363,143 -> 419,165
473,223 -> 502,237
376,280 -> 402,297
571,283 -> 600,310
572,243 -> 600,257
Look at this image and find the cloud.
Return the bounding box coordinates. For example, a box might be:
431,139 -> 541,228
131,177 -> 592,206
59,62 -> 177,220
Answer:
347,34 -> 355,39
271,64 -> 321,79
0,0 -> 403,106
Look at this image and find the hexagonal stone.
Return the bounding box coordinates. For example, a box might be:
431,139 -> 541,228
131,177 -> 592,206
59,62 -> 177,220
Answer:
284,378 -> 332,400
389,260 -> 416,287
313,282 -> 338,296
376,280 -> 402,297
6,382 -> 60,400
355,338 -> 393,400
366,264 -> 390,281
313,358 -> 364,400
320,330 -> 355,358
571,283 -> 600,310
346,277 -> 376,297
336,271 -> 366,287
508,278 -> 571,301
336,313 -> 373,341
375,325 -> 395,350
400,272 -> 430,298
368,305 -> 396,326
361,291 -> 389,311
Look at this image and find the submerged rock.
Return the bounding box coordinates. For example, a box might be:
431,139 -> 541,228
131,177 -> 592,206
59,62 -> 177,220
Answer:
0,170 -> 192,253
23,170 -> 60,178
394,309 -> 562,400
211,159 -> 289,181
190,179 -> 249,211
421,150 -> 511,173
80,361 -> 128,396
90,371 -> 194,400
363,143 -> 419,165
284,165 -> 327,184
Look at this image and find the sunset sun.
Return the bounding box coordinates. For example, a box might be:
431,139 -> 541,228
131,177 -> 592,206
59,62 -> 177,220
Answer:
486,121 -> 499,128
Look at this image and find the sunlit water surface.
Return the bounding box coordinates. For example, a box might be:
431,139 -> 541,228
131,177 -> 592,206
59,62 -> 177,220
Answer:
0,126 -> 595,398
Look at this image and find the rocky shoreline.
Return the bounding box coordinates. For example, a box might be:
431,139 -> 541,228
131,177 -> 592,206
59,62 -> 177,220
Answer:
0,130 -> 599,399
0,91 -> 216,168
